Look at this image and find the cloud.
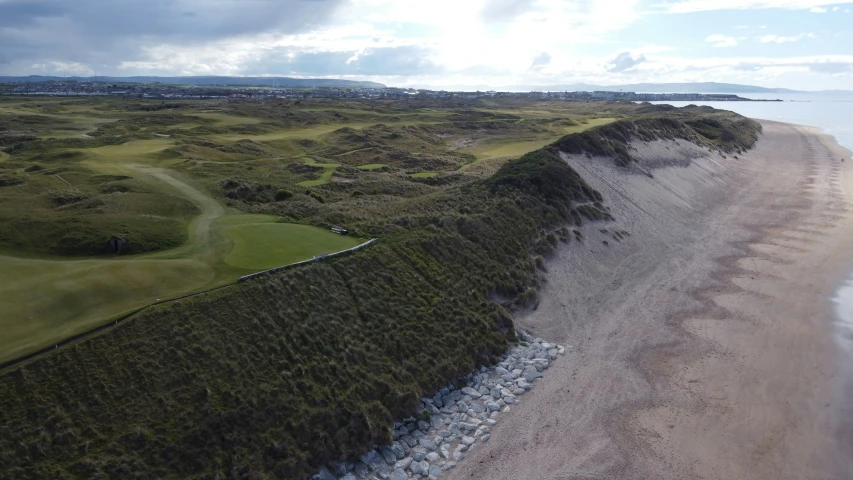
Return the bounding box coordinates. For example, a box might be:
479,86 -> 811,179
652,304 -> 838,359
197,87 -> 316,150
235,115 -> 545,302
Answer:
705,34 -> 738,47
530,52 -> 551,70
0,0 -> 348,75
659,1 -> 839,13
806,62 -> 853,73
757,33 -> 816,43
810,6 -> 827,12
480,0 -> 536,22
607,52 -> 646,72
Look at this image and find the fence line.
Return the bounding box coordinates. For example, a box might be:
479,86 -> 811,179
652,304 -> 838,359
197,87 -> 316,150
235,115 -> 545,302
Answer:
0,238 -> 379,373
237,238 -> 379,283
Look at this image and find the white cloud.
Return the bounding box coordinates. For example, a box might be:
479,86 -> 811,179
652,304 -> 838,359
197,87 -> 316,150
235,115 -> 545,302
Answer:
810,6 -> 827,12
705,34 -> 738,47
758,33 -> 816,43
659,1 -> 840,13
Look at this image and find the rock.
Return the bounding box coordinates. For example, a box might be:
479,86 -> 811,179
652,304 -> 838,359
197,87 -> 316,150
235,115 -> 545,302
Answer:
452,451 -> 465,462
411,460 -> 430,476
484,419 -> 496,426
441,461 -> 456,470
401,435 -> 418,447
391,442 -> 406,459
461,436 -> 475,446
558,346 -> 566,355
430,414 -> 444,429
461,387 -> 481,399
438,429 -> 452,437
481,434 -> 491,442
511,369 -> 522,379
354,462 -> 369,478
411,430 -> 426,440
361,450 -> 386,470
381,446 -> 398,464
389,469 -> 408,480
485,400 -> 500,412
312,467 -> 336,480
418,421 -> 430,431
428,465 -> 442,478
411,447 -> 427,462
341,474 -> 358,480
523,366 -> 543,382
495,366 -> 509,375
395,457 -> 413,470
440,445 -> 450,459
419,438 -> 437,451
398,425 -> 409,436
426,452 -> 439,462
330,461 -> 354,475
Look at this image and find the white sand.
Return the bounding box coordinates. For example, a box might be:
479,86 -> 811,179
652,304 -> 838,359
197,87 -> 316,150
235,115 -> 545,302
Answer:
446,121 -> 853,480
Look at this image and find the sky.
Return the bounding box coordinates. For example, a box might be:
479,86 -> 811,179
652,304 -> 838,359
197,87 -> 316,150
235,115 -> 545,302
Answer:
0,0 -> 852,90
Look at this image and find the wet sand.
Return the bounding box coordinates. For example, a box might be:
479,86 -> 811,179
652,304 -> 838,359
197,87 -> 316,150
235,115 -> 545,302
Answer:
447,121 -> 853,480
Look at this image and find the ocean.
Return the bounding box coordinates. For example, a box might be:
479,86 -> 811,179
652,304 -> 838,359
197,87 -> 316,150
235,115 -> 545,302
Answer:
655,94 -> 853,357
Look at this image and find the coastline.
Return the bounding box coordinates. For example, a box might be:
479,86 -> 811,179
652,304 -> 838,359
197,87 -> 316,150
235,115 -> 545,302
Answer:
446,121 -> 853,479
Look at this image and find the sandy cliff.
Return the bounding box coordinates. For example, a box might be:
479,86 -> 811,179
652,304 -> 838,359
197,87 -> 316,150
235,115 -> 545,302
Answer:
448,121 -> 853,480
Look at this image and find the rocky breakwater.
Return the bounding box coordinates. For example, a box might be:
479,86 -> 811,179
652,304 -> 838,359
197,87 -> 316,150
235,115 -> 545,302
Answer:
313,332 -> 567,480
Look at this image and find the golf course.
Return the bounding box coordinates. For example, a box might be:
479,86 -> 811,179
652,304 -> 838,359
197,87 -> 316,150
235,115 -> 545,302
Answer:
0,95 -> 624,363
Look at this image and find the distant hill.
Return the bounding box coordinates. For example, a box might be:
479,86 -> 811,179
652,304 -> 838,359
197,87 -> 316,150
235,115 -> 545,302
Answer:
502,82 -> 806,93
0,75 -> 386,89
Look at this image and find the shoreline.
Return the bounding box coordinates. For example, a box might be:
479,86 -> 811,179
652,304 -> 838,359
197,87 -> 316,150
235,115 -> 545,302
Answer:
447,120 -> 853,479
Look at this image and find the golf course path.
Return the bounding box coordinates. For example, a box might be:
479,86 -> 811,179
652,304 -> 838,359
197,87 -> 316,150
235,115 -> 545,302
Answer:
132,166 -> 226,260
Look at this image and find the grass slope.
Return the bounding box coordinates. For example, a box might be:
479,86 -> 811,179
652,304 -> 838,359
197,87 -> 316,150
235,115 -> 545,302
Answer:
0,144 -> 604,479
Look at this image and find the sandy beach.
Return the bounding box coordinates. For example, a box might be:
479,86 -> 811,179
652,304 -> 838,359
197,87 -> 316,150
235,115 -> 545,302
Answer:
447,121 -> 853,480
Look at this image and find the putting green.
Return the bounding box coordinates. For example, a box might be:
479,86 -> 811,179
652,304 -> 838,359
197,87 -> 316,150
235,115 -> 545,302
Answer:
221,216 -> 361,270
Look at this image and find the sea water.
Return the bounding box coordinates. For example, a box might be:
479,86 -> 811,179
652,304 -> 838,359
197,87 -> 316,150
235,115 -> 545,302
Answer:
653,94 -> 853,354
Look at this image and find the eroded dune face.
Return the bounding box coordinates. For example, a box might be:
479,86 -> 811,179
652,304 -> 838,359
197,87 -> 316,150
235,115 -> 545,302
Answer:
448,121 -> 853,480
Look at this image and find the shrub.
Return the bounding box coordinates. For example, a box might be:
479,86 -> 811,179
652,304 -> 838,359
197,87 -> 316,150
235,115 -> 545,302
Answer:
275,189 -> 294,201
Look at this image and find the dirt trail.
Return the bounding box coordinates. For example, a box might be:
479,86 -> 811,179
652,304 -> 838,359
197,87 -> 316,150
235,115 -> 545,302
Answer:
447,122 -> 853,480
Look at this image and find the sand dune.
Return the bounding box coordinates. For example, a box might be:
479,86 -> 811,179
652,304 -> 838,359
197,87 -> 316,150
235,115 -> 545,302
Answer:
447,121 -> 853,480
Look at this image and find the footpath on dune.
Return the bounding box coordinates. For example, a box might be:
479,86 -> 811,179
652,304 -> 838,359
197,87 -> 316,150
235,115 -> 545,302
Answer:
448,121 -> 853,480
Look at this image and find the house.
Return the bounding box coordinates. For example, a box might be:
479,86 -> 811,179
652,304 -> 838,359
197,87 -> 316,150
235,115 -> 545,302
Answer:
331,225 -> 348,235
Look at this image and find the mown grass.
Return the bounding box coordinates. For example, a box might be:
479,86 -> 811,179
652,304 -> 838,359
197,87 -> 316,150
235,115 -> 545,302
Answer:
220,215 -> 361,269
410,172 -> 438,178
356,163 -> 387,170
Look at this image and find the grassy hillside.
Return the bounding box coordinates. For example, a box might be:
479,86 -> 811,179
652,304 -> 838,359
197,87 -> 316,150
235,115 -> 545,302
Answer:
0,146 -> 601,479
0,97 -> 764,479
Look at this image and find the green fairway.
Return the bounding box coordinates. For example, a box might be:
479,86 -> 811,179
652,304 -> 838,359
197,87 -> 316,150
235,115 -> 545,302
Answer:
221,215 -> 361,270
458,117 -> 619,171
356,163 -> 388,170
297,158 -> 340,186
0,255 -> 215,362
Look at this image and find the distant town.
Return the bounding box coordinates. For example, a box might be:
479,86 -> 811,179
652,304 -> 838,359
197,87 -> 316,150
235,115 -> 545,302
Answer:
0,80 -> 782,102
